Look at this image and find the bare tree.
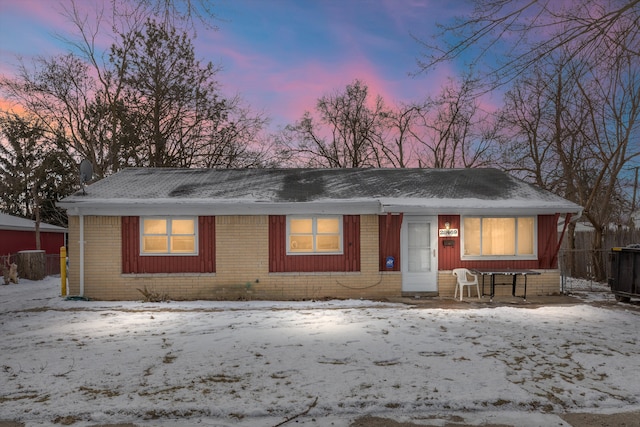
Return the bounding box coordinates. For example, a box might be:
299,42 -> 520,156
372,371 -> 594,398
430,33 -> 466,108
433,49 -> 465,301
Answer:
377,102 -> 424,168
417,0 -> 640,87
0,0 -> 268,177
279,80 -> 388,168
130,0 -> 219,32
197,97 -> 273,168
497,58 -> 584,192
411,76 -> 495,168
497,40 -> 640,279
575,50 -> 640,278
0,54 -> 112,176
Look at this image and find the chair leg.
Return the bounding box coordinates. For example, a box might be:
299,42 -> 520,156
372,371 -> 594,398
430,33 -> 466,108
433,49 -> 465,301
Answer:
476,284 -> 481,300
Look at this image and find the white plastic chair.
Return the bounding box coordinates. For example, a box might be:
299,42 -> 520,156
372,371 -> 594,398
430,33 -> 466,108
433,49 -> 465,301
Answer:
452,268 -> 481,301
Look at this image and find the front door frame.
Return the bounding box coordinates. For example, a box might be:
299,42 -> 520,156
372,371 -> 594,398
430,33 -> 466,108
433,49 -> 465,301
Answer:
400,215 -> 438,294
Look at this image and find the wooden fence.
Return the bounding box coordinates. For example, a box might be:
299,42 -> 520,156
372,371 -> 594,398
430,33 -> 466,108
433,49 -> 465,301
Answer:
1,253 -> 61,278
559,227 -> 640,282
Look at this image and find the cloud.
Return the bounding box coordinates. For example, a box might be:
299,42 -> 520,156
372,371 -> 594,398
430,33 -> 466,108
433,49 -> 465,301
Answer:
214,49 -> 457,129
206,13 -> 457,130
215,54 -> 404,128
0,0 -> 470,134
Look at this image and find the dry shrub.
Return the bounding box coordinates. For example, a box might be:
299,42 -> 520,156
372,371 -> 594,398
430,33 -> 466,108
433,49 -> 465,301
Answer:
137,285 -> 170,302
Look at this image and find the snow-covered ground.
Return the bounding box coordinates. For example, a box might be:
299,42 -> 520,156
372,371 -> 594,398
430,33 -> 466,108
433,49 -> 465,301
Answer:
1,276 -> 639,427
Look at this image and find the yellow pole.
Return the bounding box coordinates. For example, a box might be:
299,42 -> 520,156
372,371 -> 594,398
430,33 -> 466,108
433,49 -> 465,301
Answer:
60,246 -> 67,296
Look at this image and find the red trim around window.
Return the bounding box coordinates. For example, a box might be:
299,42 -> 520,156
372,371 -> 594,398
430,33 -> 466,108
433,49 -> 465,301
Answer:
438,214 -> 559,270
121,216 -> 215,274
268,215 -> 360,272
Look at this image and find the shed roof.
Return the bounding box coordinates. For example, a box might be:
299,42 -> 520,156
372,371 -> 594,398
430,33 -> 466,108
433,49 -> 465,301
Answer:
58,168 -> 583,216
0,212 -> 67,233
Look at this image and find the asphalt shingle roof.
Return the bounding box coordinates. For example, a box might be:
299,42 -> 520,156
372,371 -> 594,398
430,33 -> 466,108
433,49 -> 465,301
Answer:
58,168 -> 582,216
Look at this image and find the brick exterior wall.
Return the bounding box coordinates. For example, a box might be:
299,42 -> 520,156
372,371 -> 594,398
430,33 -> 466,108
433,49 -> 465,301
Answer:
66,215 -> 401,300
65,214 -> 562,301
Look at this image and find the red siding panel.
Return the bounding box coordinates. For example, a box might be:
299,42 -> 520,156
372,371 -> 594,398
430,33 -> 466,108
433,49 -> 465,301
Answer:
121,216 -> 215,274
0,230 -> 65,255
438,214 -> 560,270
537,214 -> 560,268
269,215 -> 360,272
438,215 -> 460,270
378,213 -> 401,271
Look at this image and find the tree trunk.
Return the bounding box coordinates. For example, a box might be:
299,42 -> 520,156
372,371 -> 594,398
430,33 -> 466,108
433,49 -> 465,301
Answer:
17,250 -> 46,281
33,186 -> 41,250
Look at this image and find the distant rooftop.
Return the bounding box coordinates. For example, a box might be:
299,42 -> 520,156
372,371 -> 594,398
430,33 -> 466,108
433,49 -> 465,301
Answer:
58,168 -> 583,216
0,212 -> 67,233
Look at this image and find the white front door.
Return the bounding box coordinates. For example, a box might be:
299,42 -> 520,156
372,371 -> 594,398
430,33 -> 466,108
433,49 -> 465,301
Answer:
401,216 -> 438,293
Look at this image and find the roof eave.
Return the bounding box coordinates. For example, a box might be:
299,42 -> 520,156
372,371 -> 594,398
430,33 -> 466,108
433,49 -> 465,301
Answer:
380,200 -> 583,216
0,225 -> 68,233
58,200 -> 384,216
59,198 -> 583,217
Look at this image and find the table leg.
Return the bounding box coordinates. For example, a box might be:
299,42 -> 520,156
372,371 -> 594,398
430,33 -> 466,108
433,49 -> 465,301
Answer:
523,274 -> 527,300
511,274 -> 517,296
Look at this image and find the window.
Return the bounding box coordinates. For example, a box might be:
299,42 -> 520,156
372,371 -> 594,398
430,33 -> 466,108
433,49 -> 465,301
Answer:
141,217 -> 197,255
462,216 -> 536,259
287,216 -> 342,254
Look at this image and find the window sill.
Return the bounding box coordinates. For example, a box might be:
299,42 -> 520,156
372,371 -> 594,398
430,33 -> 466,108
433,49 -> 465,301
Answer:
121,273 -> 216,278
269,271 -> 361,276
286,252 -> 344,256
461,256 -> 537,261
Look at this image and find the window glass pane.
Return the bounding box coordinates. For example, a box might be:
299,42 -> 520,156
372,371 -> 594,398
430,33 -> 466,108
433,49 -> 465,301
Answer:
463,217 -> 481,256
290,218 -> 312,234
317,235 -> 340,251
464,216 -> 535,258
143,236 -> 168,253
409,249 -> 430,272
317,218 -> 339,234
482,218 -> 515,255
290,235 -> 313,252
408,223 -> 429,247
171,236 -> 195,253
172,219 -> 195,235
517,217 -> 535,255
144,219 -> 166,234
142,217 -> 198,254
408,222 -> 430,272
287,216 -> 343,254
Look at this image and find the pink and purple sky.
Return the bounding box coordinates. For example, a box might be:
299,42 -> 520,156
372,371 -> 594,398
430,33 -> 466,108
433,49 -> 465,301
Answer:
0,0 -> 464,130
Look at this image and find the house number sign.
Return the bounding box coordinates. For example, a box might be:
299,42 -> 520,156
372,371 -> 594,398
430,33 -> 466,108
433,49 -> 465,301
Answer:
438,228 -> 459,237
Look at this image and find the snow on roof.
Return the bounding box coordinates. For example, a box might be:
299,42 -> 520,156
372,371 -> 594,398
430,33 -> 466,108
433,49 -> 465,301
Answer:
0,212 -> 67,233
58,168 -> 583,216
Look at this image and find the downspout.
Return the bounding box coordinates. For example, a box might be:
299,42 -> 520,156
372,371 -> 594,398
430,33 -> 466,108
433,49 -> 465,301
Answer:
79,214 -> 85,297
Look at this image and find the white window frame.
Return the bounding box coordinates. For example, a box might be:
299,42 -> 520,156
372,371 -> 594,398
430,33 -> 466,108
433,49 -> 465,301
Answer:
461,215 -> 537,260
139,216 -> 198,256
286,215 -> 343,255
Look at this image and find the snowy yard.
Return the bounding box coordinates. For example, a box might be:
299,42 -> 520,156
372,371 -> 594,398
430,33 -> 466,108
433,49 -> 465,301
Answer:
1,277 -> 639,427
